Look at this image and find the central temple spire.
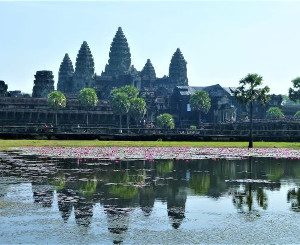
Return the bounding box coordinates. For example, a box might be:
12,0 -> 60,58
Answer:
169,48 -> 188,86
102,27 -> 131,77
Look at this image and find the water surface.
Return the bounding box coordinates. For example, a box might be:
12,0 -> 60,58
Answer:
0,151 -> 300,244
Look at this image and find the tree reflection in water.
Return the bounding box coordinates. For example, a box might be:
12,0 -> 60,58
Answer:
287,163 -> 300,212
0,152 -> 299,243
230,157 -> 281,220
287,188 -> 300,212
189,173 -> 210,195
79,177 -> 98,197
231,184 -> 268,219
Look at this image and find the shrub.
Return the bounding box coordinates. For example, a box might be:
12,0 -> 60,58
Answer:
294,111 -> 300,120
266,107 -> 284,120
156,113 -> 175,129
190,125 -> 197,130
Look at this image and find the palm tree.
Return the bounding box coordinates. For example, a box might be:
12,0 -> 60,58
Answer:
289,77 -> 300,102
232,74 -> 269,148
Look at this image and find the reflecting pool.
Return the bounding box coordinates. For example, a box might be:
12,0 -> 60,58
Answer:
0,151 -> 300,244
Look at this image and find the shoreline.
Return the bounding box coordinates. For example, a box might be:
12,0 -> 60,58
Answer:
1,139 -> 300,150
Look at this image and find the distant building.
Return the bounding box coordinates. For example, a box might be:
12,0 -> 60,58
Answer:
32,71 -> 55,98
170,85 -> 237,127
0,27 -> 284,127
0,81 -> 8,97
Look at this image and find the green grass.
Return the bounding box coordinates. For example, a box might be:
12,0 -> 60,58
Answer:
0,139 -> 300,150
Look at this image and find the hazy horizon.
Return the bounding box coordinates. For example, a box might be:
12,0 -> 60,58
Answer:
1,1 -> 300,95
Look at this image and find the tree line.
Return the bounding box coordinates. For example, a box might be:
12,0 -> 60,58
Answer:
48,73 -> 300,148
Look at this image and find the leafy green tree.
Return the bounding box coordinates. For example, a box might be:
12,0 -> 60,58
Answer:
189,125 -> 197,131
110,92 -> 130,130
111,85 -> 139,99
232,73 -> 270,148
156,113 -> 175,129
266,107 -> 284,120
129,97 -> 147,125
78,88 -> 99,125
48,91 -> 67,126
111,85 -> 147,128
190,91 -> 211,126
281,95 -> 300,106
289,77 -> 300,102
294,111 -> 300,120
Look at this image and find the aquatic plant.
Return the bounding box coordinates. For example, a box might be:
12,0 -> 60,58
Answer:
18,147 -> 300,160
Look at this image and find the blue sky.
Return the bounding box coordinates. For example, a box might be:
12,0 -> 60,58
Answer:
1,1 -> 300,94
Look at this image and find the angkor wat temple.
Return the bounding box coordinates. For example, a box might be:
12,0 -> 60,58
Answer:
0,27 -> 284,127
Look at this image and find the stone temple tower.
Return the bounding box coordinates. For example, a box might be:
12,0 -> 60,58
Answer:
141,59 -> 156,89
169,48 -> 188,86
57,53 -> 74,94
0,81 -> 8,97
32,71 -> 55,98
73,41 -> 95,93
102,27 -> 131,77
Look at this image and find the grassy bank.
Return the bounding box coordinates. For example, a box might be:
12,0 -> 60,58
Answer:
0,140 -> 300,150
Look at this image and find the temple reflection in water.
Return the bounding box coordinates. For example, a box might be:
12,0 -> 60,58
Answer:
1,152 -> 300,243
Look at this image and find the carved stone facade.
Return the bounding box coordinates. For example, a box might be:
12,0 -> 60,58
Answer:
102,27 -> 131,78
57,53 -> 74,94
95,73 -> 141,100
141,59 -> 156,89
170,85 -> 237,127
170,85 -> 284,127
169,48 -> 188,86
95,28 -> 140,99
0,96 -> 114,126
73,41 -> 95,93
32,71 -> 54,98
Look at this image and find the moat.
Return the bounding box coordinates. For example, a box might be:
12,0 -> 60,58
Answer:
0,150 -> 299,244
